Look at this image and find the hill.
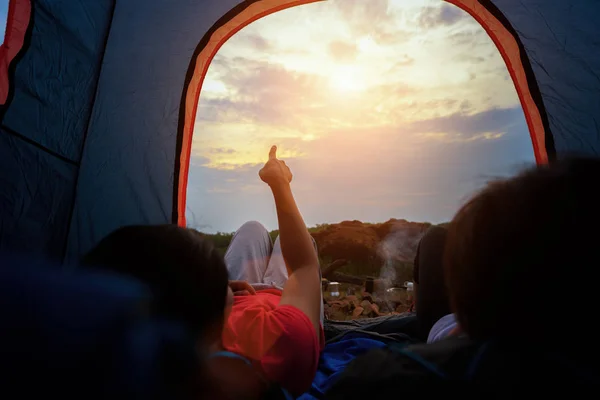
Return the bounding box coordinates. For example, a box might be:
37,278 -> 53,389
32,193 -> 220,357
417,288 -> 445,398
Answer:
200,218 -> 442,284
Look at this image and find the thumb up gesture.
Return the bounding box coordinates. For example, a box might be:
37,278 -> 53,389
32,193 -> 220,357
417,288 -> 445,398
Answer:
258,145 -> 293,188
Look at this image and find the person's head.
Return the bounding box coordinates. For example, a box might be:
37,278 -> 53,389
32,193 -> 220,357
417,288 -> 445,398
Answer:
444,157 -> 600,344
81,225 -> 233,346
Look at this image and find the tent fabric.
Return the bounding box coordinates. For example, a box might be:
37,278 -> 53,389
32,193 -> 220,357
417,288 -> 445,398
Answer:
0,0 -> 115,261
448,0 -> 551,164
0,127 -> 78,259
484,0 -> 600,158
0,0 -> 599,263
64,0 -> 251,262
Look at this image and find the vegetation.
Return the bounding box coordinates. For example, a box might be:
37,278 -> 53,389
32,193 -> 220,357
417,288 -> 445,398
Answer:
193,221 -> 442,281
196,223 -> 332,258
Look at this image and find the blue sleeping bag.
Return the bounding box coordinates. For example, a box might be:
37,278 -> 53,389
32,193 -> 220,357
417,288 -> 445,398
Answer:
0,255 -> 198,399
298,324 -> 417,400
300,330 -> 415,399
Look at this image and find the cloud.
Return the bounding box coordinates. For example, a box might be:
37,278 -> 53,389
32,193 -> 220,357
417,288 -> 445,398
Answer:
328,40 -> 358,62
190,156 -> 211,166
195,50 -> 521,163
454,54 -> 486,64
459,100 -> 473,113
198,56 -> 420,131
336,0 -> 393,28
408,106 -> 525,141
390,54 -> 415,69
417,4 -> 468,29
210,147 -> 236,154
241,33 -> 271,51
334,0 -> 411,46
447,29 -> 496,53
197,58 -> 326,126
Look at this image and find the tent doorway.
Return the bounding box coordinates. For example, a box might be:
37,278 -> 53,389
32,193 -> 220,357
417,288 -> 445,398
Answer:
183,0 -> 535,234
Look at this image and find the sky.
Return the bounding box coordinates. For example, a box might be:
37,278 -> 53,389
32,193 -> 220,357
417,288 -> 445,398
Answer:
0,0 -> 6,43
187,0 -> 535,233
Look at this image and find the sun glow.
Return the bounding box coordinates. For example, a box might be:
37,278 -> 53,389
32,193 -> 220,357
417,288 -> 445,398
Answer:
357,36 -> 376,52
329,65 -> 365,92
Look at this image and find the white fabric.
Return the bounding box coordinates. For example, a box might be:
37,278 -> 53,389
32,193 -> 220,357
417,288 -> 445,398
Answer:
427,313 -> 458,343
224,221 -> 324,322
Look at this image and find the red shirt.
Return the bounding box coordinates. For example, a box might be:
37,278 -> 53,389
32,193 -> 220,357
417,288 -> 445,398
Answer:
222,288 -> 324,395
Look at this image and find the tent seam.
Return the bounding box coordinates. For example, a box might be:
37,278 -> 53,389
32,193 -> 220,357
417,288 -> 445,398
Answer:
1,124 -> 79,166
171,0 -> 263,225
476,0 -> 556,162
60,0 -> 118,264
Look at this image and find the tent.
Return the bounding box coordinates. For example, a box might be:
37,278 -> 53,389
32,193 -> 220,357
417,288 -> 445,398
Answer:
0,0 -> 599,264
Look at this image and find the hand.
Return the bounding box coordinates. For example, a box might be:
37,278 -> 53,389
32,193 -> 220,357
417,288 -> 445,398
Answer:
229,280 -> 256,296
259,145 -> 293,188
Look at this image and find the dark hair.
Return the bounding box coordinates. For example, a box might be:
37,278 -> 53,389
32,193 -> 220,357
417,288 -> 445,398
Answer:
81,225 -> 229,334
444,157 -> 600,343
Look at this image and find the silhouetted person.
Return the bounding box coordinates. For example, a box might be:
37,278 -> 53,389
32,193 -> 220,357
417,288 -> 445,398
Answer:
82,145 -> 323,399
325,157 -> 600,397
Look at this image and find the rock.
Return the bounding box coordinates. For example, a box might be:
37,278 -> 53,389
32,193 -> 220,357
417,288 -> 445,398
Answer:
375,300 -> 391,313
345,295 -> 358,303
371,292 -> 385,304
330,300 -> 351,313
344,295 -> 359,307
328,303 -> 349,320
306,219 -> 436,321
369,302 -> 381,316
395,304 -> 409,314
352,307 -> 364,318
324,304 -> 331,319
346,296 -> 360,308
360,300 -> 373,316
339,300 -> 351,310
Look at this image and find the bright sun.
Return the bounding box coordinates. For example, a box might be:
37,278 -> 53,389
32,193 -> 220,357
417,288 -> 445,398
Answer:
329,65 -> 364,93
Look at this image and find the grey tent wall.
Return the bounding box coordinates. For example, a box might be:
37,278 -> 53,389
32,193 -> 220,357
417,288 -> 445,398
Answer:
64,0 -> 245,262
488,0 -> 600,157
0,0 -> 116,261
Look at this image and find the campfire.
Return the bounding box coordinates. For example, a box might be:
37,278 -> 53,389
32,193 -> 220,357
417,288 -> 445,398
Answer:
322,259 -> 414,321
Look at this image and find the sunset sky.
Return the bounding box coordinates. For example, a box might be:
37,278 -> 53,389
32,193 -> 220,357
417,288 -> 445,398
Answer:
0,2 -> 5,42
185,0 -> 536,233
187,0 -> 535,233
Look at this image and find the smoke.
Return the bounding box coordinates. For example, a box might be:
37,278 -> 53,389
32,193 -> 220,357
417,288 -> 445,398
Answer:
186,207 -> 212,231
377,226 -> 425,286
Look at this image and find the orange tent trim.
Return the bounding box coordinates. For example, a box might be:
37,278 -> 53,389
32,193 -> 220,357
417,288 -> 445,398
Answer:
175,0 -> 551,227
